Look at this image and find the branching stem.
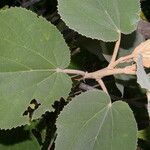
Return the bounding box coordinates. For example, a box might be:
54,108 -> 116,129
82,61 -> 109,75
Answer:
59,65 -> 136,79
56,35 -> 136,95
57,63 -> 136,95
110,54 -> 134,68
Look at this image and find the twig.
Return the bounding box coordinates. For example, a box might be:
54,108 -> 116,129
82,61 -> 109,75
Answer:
79,83 -> 95,91
71,48 -> 80,56
108,32 -> 121,68
47,131 -> 57,150
69,83 -> 99,97
96,79 -> 109,95
84,65 -> 136,79
63,65 -> 135,95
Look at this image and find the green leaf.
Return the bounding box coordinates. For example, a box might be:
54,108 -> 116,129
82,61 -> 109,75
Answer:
0,127 -> 40,150
0,7 -> 72,129
58,0 -> 140,41
56,90 -> 137,150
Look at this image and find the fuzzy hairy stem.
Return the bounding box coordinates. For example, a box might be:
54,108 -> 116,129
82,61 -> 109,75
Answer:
96,79 -> 109,95
84,65 -> 136,79
57,65 -> 136,81
108,32 -> 121,68
108,54 -> 134,68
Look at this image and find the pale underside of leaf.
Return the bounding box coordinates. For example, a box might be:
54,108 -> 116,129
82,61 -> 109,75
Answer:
136,54 -> 150,90
132,39 -> 150,68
